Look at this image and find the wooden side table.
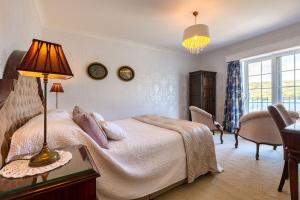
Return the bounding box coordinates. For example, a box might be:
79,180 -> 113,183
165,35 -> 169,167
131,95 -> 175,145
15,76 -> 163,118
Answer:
0,145 -> 100,200
282,122 -> 300,200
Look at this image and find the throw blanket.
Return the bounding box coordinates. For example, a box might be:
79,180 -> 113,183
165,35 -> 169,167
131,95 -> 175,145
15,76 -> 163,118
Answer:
134,115 -> 222,183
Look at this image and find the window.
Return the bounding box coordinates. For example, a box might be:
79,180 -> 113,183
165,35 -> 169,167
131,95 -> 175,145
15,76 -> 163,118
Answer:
243,49 -> 300,113
245,59 -> 272,111
279,53 -> 300,111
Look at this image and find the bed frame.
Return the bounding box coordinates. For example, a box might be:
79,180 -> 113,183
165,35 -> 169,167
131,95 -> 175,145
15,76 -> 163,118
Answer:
0,50 -> 187,199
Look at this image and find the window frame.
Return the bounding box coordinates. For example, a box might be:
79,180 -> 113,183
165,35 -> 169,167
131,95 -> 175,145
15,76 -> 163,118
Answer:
243,49 -> 300,113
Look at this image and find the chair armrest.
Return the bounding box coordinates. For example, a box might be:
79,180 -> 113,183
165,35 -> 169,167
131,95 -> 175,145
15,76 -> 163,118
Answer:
189,106 -> 212,119
213,120 -> 223,131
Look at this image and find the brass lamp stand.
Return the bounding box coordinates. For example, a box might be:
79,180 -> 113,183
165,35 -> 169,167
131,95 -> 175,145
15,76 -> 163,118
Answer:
29,74 -> 60,167
50,83 -> 64,109
17,39 -> 73,167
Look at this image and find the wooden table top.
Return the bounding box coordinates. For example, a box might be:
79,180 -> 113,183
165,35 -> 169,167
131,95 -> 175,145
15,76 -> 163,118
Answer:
283,121 -> 300,134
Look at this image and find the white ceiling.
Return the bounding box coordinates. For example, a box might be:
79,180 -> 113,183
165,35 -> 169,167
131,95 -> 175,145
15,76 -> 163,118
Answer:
35,0 -> 300,53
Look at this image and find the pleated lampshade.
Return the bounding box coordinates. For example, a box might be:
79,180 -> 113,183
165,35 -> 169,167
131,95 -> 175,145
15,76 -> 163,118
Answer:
50,83 -> 64,93
17,39 -> 73,79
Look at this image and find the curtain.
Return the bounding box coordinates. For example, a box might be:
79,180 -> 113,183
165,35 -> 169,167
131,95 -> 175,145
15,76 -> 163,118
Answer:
223,60 -> 244,133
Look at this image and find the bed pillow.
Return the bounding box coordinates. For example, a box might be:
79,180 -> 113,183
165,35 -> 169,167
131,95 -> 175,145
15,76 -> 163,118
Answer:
100,121 -> 127,140
91,112 -> 104,122
6,110 -> 98,163
73,106 -> 108,149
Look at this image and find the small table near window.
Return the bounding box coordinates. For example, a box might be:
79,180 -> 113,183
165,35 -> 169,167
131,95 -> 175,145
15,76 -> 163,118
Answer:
282,122 -> 300,200
0,145 -> 100,200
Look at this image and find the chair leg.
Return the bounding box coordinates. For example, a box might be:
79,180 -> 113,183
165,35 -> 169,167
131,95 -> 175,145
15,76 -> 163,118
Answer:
273,145 -> 277,150
278,161 -> 288,192
256,143 -> 260,160
234,130 -> 239,148
220,129 -> 224,144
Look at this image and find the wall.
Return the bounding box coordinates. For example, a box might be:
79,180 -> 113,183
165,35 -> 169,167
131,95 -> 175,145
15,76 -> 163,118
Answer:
42,28 -> 198,120
2,1 -> 300,123
0,0 -> 42,74
0,1 -> 198,121
197,21 -> 300,122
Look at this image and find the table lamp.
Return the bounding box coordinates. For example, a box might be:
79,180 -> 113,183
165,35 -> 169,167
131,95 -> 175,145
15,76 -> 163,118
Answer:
17,39 -> 73,167
50,83 -> 64,109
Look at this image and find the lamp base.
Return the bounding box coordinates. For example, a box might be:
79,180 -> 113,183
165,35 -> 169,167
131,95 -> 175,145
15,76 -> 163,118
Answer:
29,144 -> 60,167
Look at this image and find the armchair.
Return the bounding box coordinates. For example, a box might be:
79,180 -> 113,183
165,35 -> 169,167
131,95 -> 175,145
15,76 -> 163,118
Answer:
235,110 -> 299,160
189,106 -> 224,144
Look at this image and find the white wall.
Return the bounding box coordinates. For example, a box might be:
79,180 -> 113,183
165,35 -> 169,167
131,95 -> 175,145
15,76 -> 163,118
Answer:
7,1 -> 300,123
197,21 -> 300,122
0,1 -> 197,121
42,28 -> 198,120
0,0 -> 41,73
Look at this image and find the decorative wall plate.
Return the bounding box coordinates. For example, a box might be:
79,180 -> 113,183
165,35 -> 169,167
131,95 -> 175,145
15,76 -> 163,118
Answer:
118,66 -> 135,81
87,62 -> 108,80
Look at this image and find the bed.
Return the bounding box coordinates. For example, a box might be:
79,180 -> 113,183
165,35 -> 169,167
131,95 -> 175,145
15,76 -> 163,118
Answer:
0,51 -> 222,200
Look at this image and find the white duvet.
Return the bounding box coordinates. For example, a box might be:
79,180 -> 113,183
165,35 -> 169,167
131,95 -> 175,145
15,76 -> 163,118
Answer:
6,110 -> 187,200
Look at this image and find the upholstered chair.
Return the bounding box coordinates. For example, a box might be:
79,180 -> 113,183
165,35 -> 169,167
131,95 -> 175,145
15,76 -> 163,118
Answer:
268,104 -> 294,192
189,106 -> 224,144
234,109 -> 299,160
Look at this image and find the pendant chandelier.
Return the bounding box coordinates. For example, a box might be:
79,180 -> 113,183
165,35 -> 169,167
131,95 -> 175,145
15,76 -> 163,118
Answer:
182,11 -> 211,54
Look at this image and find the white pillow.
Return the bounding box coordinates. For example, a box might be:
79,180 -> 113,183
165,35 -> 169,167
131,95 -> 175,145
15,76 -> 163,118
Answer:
6,110 -> 89,163
100,121 -> 126,140
91,112 -> 105,122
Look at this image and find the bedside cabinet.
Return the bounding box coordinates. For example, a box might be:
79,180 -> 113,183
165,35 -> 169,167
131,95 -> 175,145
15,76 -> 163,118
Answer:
0,145 -> 100,200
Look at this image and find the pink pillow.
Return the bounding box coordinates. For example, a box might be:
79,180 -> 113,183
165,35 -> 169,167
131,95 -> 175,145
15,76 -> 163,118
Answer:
72,106 -> 108,149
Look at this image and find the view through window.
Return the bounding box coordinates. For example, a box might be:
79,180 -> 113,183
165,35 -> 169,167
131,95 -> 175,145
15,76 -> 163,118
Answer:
247,59 -> 272,111
244,50 -> 300,112
279,54 -> 300,111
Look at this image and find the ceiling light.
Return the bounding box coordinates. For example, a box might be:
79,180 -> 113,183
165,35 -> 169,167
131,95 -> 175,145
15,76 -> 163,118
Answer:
182,11 -> 211,54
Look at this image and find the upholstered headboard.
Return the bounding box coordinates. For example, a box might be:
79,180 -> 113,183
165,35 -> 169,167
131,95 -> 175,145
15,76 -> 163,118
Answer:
0,51 -> 44,167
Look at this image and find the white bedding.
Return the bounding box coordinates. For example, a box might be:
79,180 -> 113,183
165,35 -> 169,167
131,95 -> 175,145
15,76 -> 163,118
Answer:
101,118 -> 187,200
134,115 -> 221,183
7,110 -> 187,200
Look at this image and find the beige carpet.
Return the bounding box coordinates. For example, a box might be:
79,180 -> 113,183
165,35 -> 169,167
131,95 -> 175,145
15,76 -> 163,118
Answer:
156,133 -> 290,200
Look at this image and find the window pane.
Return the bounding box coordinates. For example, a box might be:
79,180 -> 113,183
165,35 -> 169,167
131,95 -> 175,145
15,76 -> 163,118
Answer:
296,70 -> 300,86
281,55 -> 294,71
296,54 -> 300,69
248,95 -> 262,112
262,89 -> 272,109
247,60 -> 273,112
249,75 -> 261,89
249,89 -> 261,101
296,87 -> 300,111
248,62 -> 261,76
262,89 -> 272,100
262,60 -> 271,74
262,74 -> 271,88
282,87 -> 294,110
281,71 -> 294,87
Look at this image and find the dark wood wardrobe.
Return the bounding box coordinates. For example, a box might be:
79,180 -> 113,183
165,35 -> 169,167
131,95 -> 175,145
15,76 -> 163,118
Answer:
189,70 -> 216,119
